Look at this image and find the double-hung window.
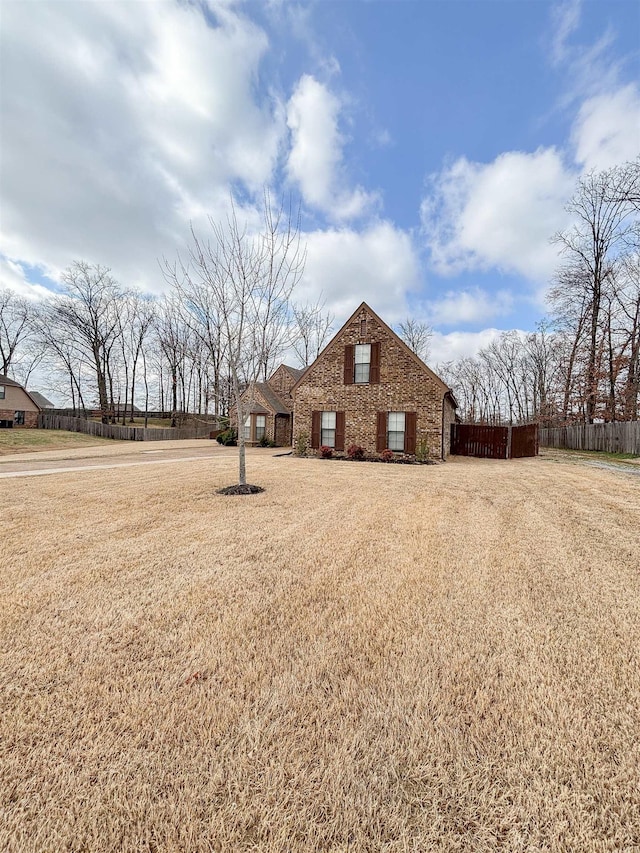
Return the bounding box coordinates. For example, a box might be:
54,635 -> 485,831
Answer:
387,412 -> 405,451
354,344 -> 371,384
255,414 -> 266,442
243,415 -> 251,441
321,411 -> 336,447
0,385 -> 5,400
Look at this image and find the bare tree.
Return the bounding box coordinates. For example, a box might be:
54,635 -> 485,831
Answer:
397,318 -> 432,362
291,299 -> 334,366
552,165 -> 638,422
0,289 -> 32,375
164,194 -> 305,488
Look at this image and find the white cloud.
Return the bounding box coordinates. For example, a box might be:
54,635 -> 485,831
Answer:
422,148 -> 574,282
0,1 -> 284,292
0,257 -> 52,301
426,287 -> 514,326
572,84 -> 640,171
550,0 -> 582,67
299,221 -> 420,323
286,74 -> 378,221
430,328 -> 505,365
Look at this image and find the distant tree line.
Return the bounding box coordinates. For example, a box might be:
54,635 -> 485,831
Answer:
440,159 -> 640,425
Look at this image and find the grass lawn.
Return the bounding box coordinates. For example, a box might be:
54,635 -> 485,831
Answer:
1,453 -> 638,851
0,428 -> 117,456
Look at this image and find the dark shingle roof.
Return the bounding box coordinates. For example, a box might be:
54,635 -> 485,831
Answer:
253,383 -> 291,415
28,390 -> 55,408
283,365 -> 305,380
0,374 -> 22,388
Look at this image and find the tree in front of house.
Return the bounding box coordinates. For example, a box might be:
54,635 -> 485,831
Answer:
163,193 -> 306,490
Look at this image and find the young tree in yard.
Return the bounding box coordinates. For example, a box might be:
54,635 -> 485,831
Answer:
164,194 -> 305,490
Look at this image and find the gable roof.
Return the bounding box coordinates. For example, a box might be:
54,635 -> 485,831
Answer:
290,302 -> 454,400
28,390 -> 55,408
0,374 -> 42,410
251,382 -> 291,415
282,365 -> 305,380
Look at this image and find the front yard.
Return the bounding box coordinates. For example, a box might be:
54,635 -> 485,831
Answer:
1,451 -> 638,851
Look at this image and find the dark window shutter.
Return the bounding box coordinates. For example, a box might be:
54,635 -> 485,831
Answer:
376,411 -> 387,453
404,412 -> 417,454
335,411 -> 345,451
370,342 -> 380,384
344,345 -> 354,385
311,411 -> 321,448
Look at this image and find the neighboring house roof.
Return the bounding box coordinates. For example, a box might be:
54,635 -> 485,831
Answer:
290,301 -> 455,402
281,365 -> 305,381
250,383 -> 291,415
0,374 -> 42,410
28,391 -> 55,408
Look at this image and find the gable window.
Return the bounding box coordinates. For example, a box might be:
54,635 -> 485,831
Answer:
387,412 -> 405,451
255,414 -> 266,442
321,411 -> 336,447
243,415 -> 251,441
354,344 -> 371,383
0,385 -> 4,400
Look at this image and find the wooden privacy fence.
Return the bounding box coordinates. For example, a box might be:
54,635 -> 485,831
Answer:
539,422 -> 640,455
38,413 -> 213,442
451,423 -> 539,459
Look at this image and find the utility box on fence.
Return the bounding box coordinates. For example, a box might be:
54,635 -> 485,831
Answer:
451,423 -> 539,459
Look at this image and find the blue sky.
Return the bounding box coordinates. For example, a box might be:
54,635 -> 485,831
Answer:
1,0 -> 638,362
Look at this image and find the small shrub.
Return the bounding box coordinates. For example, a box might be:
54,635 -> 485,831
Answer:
295,432 -> 309,456
381,448 -> 394,462
347,444 -> 365,460
318,445 -> 333,459
258,435 -> 276,447
216,428 -> 237,446
415,437 -> 430,462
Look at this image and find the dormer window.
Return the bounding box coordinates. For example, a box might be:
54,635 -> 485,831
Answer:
354,344 -> 371,384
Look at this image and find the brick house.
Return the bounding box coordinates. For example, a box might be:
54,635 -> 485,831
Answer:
239,364 -> 304,446
0,375 -> 41,428
291,302 -> 457,460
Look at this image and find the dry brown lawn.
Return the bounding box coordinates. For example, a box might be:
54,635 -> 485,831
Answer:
0,429 -> 116,456
1,451 -> 639,852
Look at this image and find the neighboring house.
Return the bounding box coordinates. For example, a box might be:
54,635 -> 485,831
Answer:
239,364 -> 304,446
0,375 -> 41,428
28,391 -> 55,409
292,302 -> 457,459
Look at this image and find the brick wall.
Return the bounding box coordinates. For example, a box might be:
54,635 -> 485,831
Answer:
293,306 -> 451,459
0,409 -> 38,428
268,365 -> 297,403
275,414 -> 291,446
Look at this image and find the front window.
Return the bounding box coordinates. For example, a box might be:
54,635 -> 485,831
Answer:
243,415 -> 251,441
14,411 -> 25,425
0,385 -> 4,400
321,411 -> 336,447
388,412 -> 405,451
255,414 -> 266,442
354,344 -> 371,383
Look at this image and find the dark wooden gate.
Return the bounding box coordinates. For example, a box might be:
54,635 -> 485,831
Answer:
510,424 -> 539,458
451,423 -> 538,459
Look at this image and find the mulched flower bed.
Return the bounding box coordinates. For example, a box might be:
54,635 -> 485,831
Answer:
309,454 -> 436,465
217,484 -> 265,495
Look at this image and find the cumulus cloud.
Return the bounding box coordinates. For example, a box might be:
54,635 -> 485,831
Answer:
422,148 -> 574,282
298,221 -> 420,322
425,287 -> 514,326
0,1 -> 284,291
286,74 -> 378,221
430,328 -> 505,365
572,84 -> 640,171
0,257 -> 53,301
